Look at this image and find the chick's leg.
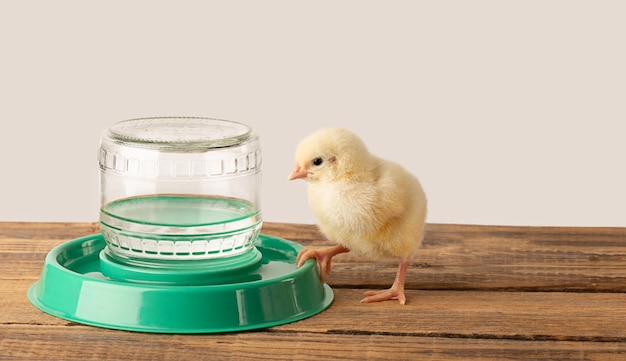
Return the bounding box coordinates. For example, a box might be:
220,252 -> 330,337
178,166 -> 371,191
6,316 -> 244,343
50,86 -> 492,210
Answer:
296,244 -> 350,281
361,259 -> 410,305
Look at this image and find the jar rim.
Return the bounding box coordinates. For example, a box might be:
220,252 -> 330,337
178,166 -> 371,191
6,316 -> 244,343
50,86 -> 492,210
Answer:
105,117 -> 254,151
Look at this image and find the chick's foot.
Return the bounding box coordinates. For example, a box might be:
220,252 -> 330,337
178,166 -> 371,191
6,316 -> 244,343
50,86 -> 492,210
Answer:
361,259 -> 410,305
296,244 -> 350,281
361,285 -> 406,305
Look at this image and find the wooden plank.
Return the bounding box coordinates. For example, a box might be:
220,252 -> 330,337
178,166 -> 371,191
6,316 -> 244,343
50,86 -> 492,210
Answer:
2,221 -> 624,247
4,222 -> 625,291
0,222 -> 100,281
261,222 -> 626,248
0,222 -> 100,241
279,289 -> 626,342
266,222 -> 626,292
3,222 -> 626,361
7,279 -> 625,342
2,324 -> 626,361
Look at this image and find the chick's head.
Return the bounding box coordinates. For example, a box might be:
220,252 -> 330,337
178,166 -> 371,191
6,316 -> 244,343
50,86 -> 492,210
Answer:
288,128 -> 373,183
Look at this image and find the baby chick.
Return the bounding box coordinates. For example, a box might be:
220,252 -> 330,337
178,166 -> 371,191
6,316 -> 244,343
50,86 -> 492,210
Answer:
288,128 -> 427,305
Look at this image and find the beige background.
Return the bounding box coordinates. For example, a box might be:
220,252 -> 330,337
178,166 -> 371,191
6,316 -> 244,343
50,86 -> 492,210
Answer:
1,1 -> 624,226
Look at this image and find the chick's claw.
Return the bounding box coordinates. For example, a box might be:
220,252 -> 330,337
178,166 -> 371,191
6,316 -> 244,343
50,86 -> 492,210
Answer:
361,287 -> 407,305
296,244 -> 350,281
361,260 -> 410,305
296,248 -> 331,281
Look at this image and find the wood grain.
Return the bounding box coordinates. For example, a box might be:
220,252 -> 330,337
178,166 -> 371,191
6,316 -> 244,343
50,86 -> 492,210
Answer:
5,279 -> 625,341
6,221 -> 624,291
2,221 -> 626,361
3,325 -> 626,361
265,222 -> 626,292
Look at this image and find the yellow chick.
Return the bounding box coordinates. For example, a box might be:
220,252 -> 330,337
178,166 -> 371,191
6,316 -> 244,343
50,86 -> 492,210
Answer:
288,128 -> 427,305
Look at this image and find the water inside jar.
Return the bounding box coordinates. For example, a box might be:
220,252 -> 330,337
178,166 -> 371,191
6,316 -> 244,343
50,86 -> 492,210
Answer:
99,195 -> 262,260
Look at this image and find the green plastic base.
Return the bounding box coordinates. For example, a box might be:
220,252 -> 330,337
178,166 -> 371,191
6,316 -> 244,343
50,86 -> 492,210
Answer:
28,234 -> 333,333
99,246 -> 265,285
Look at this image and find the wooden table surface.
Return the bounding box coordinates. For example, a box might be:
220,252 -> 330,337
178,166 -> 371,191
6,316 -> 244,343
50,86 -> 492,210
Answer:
1,221 -> 625,360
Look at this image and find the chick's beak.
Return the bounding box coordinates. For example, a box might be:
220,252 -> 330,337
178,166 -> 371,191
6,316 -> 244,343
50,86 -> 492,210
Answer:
288,165 -> 308,180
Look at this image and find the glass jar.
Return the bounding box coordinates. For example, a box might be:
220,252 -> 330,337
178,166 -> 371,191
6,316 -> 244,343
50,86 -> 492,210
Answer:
98,117 -> 262,263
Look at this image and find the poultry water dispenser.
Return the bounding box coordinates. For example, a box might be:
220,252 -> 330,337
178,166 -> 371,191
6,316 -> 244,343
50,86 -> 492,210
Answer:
28,117 -> 333,333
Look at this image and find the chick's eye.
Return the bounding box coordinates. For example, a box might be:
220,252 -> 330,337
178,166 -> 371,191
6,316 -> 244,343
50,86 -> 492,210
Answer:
312,157 -> 323,166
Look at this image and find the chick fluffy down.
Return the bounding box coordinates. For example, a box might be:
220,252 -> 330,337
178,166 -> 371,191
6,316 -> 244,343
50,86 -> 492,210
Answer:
291,127 -> 427,260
